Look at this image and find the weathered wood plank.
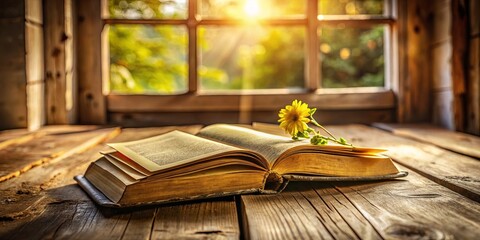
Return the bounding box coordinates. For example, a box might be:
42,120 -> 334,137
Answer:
25,20 -> 45,131
77,0 -> 106,124
432,42 -> 452,90
329,124 -> 480,201
241,165 -> 480,239
451,0 -> 469,131
241,185 -> 380,239
373,123 -> 480,158
110,109 -> 394,127
2,196 -> 239,240
0,127 -> 120,182
26,82 -> 45,131
25,0 -> 42,24
44,0 -> 77,125
0,129 -> 38,151
431,2 -> 451,46
107,91 -> 395,112
432,90 -> 455,129
467,36 -> 480,135
151,200 -> 239,239
396,0 -> 432,122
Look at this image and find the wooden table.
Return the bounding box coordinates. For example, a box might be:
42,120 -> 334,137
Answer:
0,124 -> 479,239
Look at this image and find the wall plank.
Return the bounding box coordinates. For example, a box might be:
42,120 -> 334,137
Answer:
432,42 -> 452,90
77,0 -> 106,124
25,22 -> 45,131
0,3 -> 27,130
432,91 -> 455,129
44,0 -> 76,124
451,0 -> 469,131
25,0 -> 42,24
467,37 -> 480,135
396,0 -> 433,123
466,0 -> 480,135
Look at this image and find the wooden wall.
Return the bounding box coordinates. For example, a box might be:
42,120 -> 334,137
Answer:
44,0 -> 77,124
431,0 -> 455,129
0,0 -> 45,131
430,0 -> 480,135
466,0 -> 479,135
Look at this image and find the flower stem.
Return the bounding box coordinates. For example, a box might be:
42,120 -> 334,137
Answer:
310,117 -> 337,140
323,135 -> 353,146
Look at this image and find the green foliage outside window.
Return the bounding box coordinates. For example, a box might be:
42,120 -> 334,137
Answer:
107,0 -> 386,93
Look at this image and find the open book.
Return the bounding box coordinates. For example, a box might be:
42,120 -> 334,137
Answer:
75,124 -> 407,207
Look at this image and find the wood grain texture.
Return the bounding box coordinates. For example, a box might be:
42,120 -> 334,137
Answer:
44,0 -> 77,125
109,109 -> 394,127
451,0 -> 469,131
328,124 -> 480,201
0,127 -> 120,182
467,36 -> 480,135
373,123 -> 480,158
26,82 -> 45,131
77,0 -> 106,124
432,42 -> 452,90
0,129 -> 37,150
396,0 -> 433,123
242,165 -> 480,239
25,4 -> 45,131
2,197 -> 239,240
431,2 -> 451,45
107,90 -> 395,112
241,184 -> 382,239
25,0 -> 42,24
432,90 -> 455,129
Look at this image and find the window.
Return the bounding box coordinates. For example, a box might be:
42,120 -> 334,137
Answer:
103,0 -> 397,119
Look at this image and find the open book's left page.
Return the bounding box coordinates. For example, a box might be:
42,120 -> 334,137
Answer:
108,130 -> 241,172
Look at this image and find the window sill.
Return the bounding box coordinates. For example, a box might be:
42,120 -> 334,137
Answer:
107,89 -> 395,112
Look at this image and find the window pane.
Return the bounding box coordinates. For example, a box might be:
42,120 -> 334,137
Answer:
199,26 -> 305,90
319,25 -> 385,88
107,0 -> 187,19
198,0 -> 305,19
109,25 -> 188,94
319,0 -> 384,15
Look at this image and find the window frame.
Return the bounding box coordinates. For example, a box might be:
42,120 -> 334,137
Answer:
101,0 -> 398,115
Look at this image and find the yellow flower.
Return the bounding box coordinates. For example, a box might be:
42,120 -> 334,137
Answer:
278,100 -> 311,137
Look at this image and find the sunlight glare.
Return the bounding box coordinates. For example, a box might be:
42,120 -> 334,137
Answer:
244,0 -> 260,18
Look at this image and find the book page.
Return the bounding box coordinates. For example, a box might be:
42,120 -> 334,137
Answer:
198,124 -> 306,164
108,130 -> 240,172
198,124 -> 388,165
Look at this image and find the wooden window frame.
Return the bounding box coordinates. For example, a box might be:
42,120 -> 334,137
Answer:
78,0 -> 399,124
